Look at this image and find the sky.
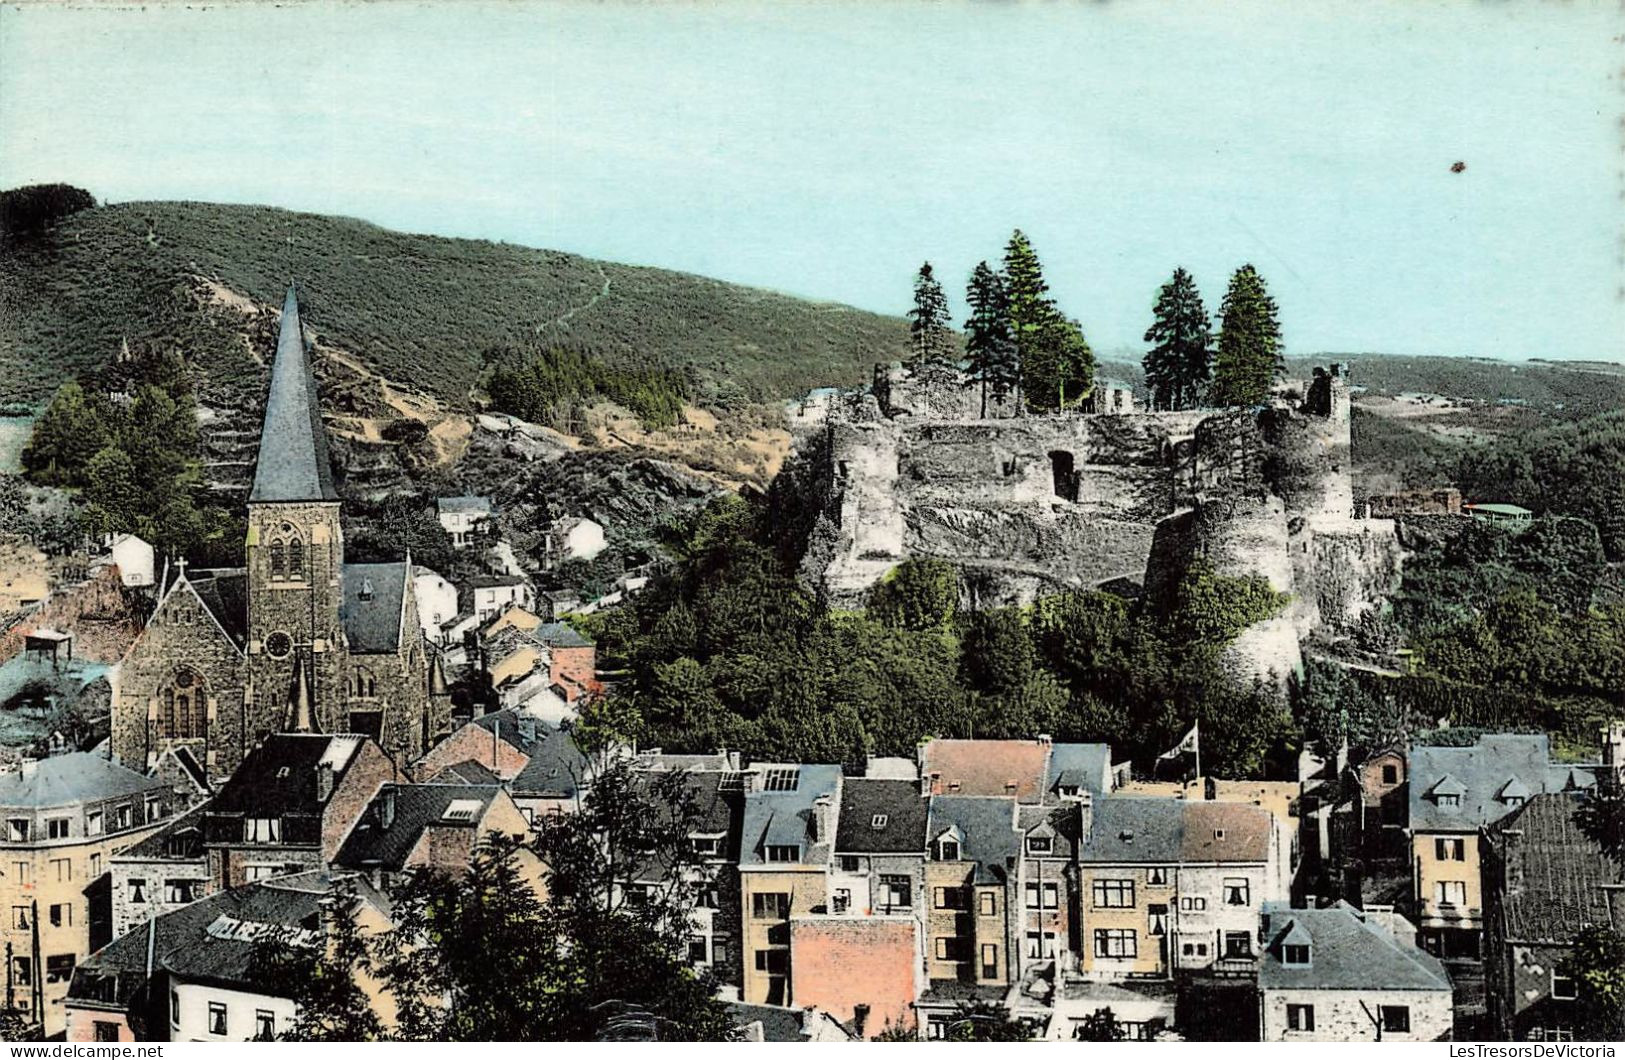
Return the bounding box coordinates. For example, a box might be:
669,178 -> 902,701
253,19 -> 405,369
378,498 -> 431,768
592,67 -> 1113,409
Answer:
2,1 -> 1621,361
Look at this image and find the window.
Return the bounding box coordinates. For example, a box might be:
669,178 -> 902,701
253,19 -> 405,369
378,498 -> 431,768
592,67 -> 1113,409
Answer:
1435,881 -> 1467,906
89,853 -> 101,878
1379,1005 -> 1410,1034
255,1010 -> 276,1041
114,804 -> 132,830
1147,903 -> 1168,937
165,878 -> 200,904
1435,837 -> 1466,861
753,949 -> 789,974
1530,1026 -> 1574,1042
838,855 -> 861,873
10,862 -> 28,885
9,907 -> 27,930
1147,866 -> 1169,886
871,814 -> 889,829
170,990 -> 179,1027
94,1021 -> 120,1043
1552,971 -> 1578,1001
1093,929 -> 1137,959
52,858 -> 71,882
47,817 -> 70,840
288,539 -> 304,578
209,1001 -> 228,1036
763,768 -> 799,792
751,892 -> 789,919
832,888 -> 851,914
975,891 -> 995,916
1382,764 -> 1399,785
144,795 -> 162,822
1286,1004 -> 1315,1032
86,810 -> 103,836
1181,941 -> 1210,958
1027,835 -> 1052,855
45,954 -> 75,984
713,938 -> 732,969
6,818 -> 28,842
1092,878 -> 1135,908
245,817 -> 282,843
979,943 -> 998,980
49,903 -> 70,928
11,957 -> 30,987
270,541 -> 286,577
1179,895 -> 1207,911
934,886 -> 968,910
881,875 -> 911,911
937,839 -> 960,861
1282,944 -> 1310,965
687,936 -> 709,964
243,864 -> 285,882
934,937 -> 970,961
765,844 -> 799,863
1023,931 -> 1056,958
128,877 -> 148,904
1119,1022 -> 1150,1041
1223,877 -> 1250,906
1436,793 -> 1460,808
1224,932 -> 1252,958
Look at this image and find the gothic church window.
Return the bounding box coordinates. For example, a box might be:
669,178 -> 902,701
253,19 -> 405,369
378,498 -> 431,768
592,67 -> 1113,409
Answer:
270,542 -> 285,577
288,539 -> 304,578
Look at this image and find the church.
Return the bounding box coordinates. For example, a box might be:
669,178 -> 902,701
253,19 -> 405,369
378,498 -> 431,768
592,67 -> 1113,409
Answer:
113,286 -> 448,781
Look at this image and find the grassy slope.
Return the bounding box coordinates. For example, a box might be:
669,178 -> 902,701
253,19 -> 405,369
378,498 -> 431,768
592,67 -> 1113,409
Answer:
0,201 -> 910,406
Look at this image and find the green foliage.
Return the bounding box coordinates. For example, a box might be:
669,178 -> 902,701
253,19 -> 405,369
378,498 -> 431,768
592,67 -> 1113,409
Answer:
21,381 -> 111,484
962,261 -> 1019,415
1142,267 -> 1212,411
486,344 -> 690,430
907,262 -> 956,367
0,200 -> 908,408
999,230 -> 1094,411
1072,1006 -> 1127,1042
1562,925 -> 1625,1042
941,1002 -> 1034,1042
1574,785 -> 1625,868
1210,264 -> 1283,407
1165,558 -> 1290,644
869,557 -> 959,634
0,183 -> 95,244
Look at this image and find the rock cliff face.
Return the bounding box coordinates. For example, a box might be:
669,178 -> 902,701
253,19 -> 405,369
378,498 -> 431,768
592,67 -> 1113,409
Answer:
795,363 -> 1405,689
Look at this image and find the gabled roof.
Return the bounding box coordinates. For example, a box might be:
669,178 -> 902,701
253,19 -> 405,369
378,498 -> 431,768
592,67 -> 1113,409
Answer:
340,561 -> 408,654
0,752 -> 166,810
1077,798 -> 1184,864
1258,901 -> 1450,992
533,621 -> 593,649
185,570 -> 250,650
334,783 -> 504,872
470,708 -> 546,753
925,795 -> 1020,884
208,734 -> 367,817
437,496 -> 492,514
835,778 -> 928,855
249,285 -> 339,504
739,764 -> 842,867
1498,776 -> 1532,801
115,802 -> 209,861
1018,802 -> 1084,859
1047,743 -> 1114,798
627,768 -> 745,882
920,739 -> 1050,803
1409,735 -> 1555,832
509,725 -> 589,799
427,759 -> 503,785
1181,802 -> 1274,863
1487,792 -> 1620,944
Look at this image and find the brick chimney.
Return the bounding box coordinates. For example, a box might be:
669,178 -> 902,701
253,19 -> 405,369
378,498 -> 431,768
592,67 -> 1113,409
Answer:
316,760 -> 335,804
812,794 -> 833,844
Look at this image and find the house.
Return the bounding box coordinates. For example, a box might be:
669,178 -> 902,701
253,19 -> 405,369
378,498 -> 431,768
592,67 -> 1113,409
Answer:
919,737 -> 1114,804
332,782 -> 530,889
411,566 -> 459,643
1257,901 -> 1452,1041
0,754 -> 178,1035
106,804 -> 211,945
411,708 -> 542,783
788,915 -> 923,1039
199,734 -> 394,890
1407,734 -> 1594,959
471,574 -> 533,623
1482,793 -> 1623,1042
725,1001 -> 855,1042
64,871 -> 394,1042
1354,747 -> 1408,850
1016,802 -> 1084,974
541,588 -> 582,620
102,535 -> 155,589
1050,979 -> 1177,1041
436,496 -> 493,548
921,795 -> 1020,991
1463,503 -> 1533,530
830,778 -> 929,920
542,516 -> 607,569
737,764 -> 843,1006
507,724 -> 591,821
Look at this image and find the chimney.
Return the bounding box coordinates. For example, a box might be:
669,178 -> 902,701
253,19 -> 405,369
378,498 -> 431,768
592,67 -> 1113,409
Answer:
1602,721 -> 1625,783
813,794 -> 833,844
378,786 -> 397,829
316,760 -> 335,803
517,715 -> 538,746
1036,733 -> 1052,745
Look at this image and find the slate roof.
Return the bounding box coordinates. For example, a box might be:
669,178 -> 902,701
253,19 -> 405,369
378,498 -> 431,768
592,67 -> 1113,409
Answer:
340,561 -> 408,654
1258,901 -> 1451,992
1487,792 -> 1620,945
1409,735 -> 1555,833
68,871 -> 386,1007
926,795 -> 1020,884
334,783 -> 503,872
533,621 -> 593,649
1018,802 -> 1084,859
921,739 -> 1050,802
1180,802 -> 1274,863
437,496 -> 492,515
1047,742 -> 1114,798
835,778 -> 929,854
470,708 -> 546,753
208,734 -> 366,817
510,725 -> 590,799
428,759 -> 503,785
627,769 -> 745,882
186,570 -> 250,648
0,752 -> 165,810
250,286 -> 339,503
116,802 -> 209,861
724,1002 -> 852,1042
739,764 -> 842,867
1076,798 -> 1185,864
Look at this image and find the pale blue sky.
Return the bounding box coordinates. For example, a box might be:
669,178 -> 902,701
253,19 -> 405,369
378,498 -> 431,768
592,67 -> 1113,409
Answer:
2,1 -> 1621,360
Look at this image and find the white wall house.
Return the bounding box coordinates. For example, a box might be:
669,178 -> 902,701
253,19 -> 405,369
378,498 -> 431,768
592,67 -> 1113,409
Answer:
437,496 -> 493,549
104,534 -> 155,587
412,566 -> 459,642
169,981 -> 295,1042
472,576 -> 533,623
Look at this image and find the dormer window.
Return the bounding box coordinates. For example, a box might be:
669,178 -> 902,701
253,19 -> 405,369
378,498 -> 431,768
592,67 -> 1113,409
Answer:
1214,829 -> 1226,840
690,834 -> 724,857
871,814 -> 889,830
1283,944 -> 1311,965
766,845 -> 800,863
938,839 -> 960,861
1027,836 -> 1052,855
442,800 -> 481,823
1437,793 -> 1460,808
1056,784 -> 1081,800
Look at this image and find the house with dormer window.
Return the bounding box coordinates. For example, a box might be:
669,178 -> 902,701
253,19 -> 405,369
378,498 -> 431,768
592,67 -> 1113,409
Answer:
1407,734 -> 1597,960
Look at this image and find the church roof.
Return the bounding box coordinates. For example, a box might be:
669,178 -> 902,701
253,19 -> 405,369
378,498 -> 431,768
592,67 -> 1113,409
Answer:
250,285 -> 339,504
340,561 -> 408,654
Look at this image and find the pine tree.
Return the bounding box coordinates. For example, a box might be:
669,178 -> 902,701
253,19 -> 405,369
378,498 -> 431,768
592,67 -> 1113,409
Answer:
1142,268 -> 1213,410
962,262 -> 1019,416
1210,264 -> 1283,407
1003,230 -> 1053,409
907,262 -> 955,367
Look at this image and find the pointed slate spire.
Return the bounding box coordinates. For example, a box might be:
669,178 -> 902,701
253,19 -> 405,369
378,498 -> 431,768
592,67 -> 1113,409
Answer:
250,284 -> 339,503
289,652 -> 316,733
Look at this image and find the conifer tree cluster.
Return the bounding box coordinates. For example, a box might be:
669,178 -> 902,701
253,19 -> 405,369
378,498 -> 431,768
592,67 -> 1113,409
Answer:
906,262 -> 956,367
962,262 -> 1019,416
1140,263 -> 1283,410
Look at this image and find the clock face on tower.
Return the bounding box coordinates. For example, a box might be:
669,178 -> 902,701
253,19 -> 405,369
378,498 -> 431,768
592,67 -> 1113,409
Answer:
265,631 -> 293,659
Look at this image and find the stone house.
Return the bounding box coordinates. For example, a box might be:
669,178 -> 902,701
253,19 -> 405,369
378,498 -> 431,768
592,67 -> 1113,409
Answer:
738,764 -> 842,1007
1016,802 -> 1083,972
1482,792 -> 1623,1042
922,795 -> 1019,989
107,804 -> 211,946
829,777 -> 928,921
1257,901 -> 1452,1041
1354,747 -> 1407,852
200,734 -> 394,890
470,574 -> 533,624
0,754 -> 177,1035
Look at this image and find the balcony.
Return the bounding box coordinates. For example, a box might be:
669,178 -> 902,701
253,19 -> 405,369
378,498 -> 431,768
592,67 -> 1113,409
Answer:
1208,956 -> 1256,978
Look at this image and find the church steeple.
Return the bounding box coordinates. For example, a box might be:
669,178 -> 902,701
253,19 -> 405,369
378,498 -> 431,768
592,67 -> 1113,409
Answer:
250,284 -> 339,503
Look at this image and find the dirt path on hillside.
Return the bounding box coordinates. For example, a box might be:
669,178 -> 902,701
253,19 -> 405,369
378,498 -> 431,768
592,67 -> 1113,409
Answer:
537,262 -> 611,333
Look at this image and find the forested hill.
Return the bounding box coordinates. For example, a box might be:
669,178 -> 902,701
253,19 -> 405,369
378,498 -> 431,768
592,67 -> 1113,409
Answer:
0,200 -> 910,406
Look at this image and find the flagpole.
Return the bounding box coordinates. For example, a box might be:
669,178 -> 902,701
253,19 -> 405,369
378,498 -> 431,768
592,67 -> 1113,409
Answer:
1194,718 -> 1202,788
